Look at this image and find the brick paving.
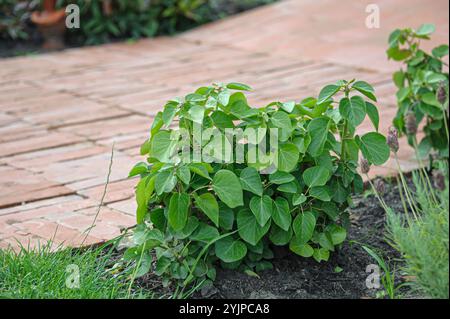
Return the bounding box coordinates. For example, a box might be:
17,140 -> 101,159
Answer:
0,0 -> 448,250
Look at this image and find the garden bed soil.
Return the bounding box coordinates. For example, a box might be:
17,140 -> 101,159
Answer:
132,175 -> 415,299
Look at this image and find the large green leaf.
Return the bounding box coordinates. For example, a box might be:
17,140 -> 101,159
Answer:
154,169 -> 177,195
249,195 -> 273,227
213,170 -> 244,208
416,23 -> 435,36
292,211 -> 316,244
356,132 -> 390,165
269,171 -> 295,184
318,85 -> 340,104
168,193 -> 190,231
352,81 -> 377,102
302,166 -> 330,188
327,224 -> 347,245
237,209 -> 271,246
277,143 -> 299,172
307,117 -> 330,157
190,223 -> 220,243
339,96 -> 366,127
215,237 -> 247,263
194,193 -> 219,227
239,167 -> 263,196
289,238 -> 314,258
150,131 -> 178,162
269,225 -> 293,246
271,111 -> 292,132
365,102 -> 379,131
272,197 -> 292,231
226,82 -> 252,91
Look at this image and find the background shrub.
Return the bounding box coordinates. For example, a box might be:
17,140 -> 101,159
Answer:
0,0 -> 277,45
387,24 -> 449,159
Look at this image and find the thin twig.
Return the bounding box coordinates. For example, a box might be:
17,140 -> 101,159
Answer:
81,143 -> 115,246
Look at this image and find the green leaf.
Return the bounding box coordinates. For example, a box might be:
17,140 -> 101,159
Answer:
237,209 -> 271,246
313,248 -> 330,262
416,23 -> 435,36
318,232 -> 335,251
177,166 -> 191,185
213,170 -> 244,208
168,193 -> 190,231
302,166 -> 330,188
387,47 -> 411,61
307,117 -> 330,157
422,92 -> 442,108
162,102 -> 178,126
327,225 -> 347,245
175,216 -> 199,239
292,211 -> 316,244
189,163 -> 211,180
432,44 -> 449,58
310,186 -> 331,201
339,96 -> 366,127
215,237 -> 247,263
269,225 -> 293,246
190,223 -> 220,243
292,193 -> 307,206
150,112 -> 163,137
187,104 -> 205,124
365,102 -> 379,131
249,195 -> 273,227
239,167 -> 263,196
129,162 -> 148,177
269,171 -> 295,184
290,239 -> 314,258
393,71 -> 405,89
272,197 -> 292,231
277,181 -> 298,194
219,203 -> 234,230
226,82 -> 252,91
352,81 -> 377,102
211,111 -> 235,129
281,101 -> 295,113
330,179 -> 349,204
318,85 -> 341,104
271,111 -> 292,131
396,87 -> 410,102
356,132 -> 390,165
194,193 -> 219,227
155,170 -> 177,195
277,143 -> 300,172
150,131 -> 178,162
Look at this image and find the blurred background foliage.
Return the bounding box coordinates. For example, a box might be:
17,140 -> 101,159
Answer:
0,0 -> 277,45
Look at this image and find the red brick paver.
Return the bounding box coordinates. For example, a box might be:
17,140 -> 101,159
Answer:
0,0 -> 448,250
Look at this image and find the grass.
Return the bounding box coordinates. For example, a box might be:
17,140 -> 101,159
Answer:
369,157 -> 449,299
0,240 -> 150,299
385,164 -> 449,299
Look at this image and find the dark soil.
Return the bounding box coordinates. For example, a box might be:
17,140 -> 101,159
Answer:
130,175 -> 414,299
203,177 -> 407,299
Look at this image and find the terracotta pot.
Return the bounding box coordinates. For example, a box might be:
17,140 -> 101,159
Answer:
43,0 -> 57,12
31,0 -> 66,50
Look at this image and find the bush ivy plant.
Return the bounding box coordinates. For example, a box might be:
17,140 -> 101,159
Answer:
387,23 -> 449,159
125,80 -> 390,290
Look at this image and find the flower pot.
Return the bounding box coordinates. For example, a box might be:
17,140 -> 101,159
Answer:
31,0 -> 66,50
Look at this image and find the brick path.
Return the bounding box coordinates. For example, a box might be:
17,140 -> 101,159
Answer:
0,0 -> 448,250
